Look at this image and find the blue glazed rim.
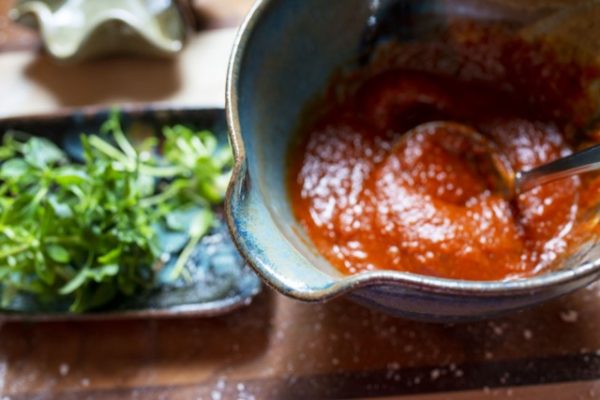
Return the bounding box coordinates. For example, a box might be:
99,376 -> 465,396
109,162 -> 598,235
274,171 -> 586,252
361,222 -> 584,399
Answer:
224,0 -> 600,301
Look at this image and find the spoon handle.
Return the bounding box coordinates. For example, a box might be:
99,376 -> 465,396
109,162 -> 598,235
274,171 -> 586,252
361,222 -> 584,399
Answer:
516,144 -> 600,194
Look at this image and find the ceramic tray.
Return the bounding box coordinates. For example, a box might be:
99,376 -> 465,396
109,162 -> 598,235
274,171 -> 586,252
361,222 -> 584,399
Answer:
0,106 -> 261,321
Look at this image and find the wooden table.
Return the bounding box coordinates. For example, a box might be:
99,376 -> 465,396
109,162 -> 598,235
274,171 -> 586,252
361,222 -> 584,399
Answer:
2,1 -> 600,399
3,287 -> 600,399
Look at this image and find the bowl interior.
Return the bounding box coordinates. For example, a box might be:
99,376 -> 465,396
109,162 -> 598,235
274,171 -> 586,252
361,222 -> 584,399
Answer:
232,0 -> 600,293
236,0 -> 379,281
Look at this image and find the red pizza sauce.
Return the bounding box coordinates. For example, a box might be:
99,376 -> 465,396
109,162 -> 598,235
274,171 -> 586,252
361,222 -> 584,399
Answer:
289,62 -> 600,280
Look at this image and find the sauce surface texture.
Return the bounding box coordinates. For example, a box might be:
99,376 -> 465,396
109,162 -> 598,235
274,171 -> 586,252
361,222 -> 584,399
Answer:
289,68 -> 598,281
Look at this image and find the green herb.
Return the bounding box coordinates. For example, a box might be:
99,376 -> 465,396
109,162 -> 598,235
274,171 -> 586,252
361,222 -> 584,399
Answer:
0,110 -> 232,312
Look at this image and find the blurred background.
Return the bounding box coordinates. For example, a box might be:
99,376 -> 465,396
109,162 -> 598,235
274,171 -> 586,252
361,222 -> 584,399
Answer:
0,0 -> 254,117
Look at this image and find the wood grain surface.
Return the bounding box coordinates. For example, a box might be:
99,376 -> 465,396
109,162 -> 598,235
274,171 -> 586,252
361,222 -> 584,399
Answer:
2,285 -> 600,399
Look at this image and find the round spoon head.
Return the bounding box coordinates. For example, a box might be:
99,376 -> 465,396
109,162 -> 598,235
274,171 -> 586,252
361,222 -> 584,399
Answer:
391,121 -> 517,199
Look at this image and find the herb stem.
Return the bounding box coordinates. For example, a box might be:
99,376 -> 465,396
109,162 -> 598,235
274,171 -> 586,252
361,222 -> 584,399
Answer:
90,136 -> 184,178
138,165 -> 186,178
113,128 -> 137,160
0,243 -> 33,259
140,183 -> 184,208
32,186 -> 49,206
88,136 -> 132,167
44,236 -> 86,247
169,233 -> 201,281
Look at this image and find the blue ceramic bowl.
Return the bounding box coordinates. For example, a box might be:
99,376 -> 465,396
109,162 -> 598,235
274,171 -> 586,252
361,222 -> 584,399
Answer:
225,0 -> 600,321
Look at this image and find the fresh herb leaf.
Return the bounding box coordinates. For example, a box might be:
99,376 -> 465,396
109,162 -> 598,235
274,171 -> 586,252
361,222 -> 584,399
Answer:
0,159 -> 28,179
22,137 -> 66,168
0,112 -> 232,312
46,244 -> 70,264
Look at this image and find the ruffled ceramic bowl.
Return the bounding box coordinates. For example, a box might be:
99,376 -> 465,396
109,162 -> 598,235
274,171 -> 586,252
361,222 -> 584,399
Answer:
226,0 -> 600,321
10,0 -> 187,61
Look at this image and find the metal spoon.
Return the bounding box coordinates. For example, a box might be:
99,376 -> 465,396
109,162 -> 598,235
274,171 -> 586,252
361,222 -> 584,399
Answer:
396,121 -> 600,199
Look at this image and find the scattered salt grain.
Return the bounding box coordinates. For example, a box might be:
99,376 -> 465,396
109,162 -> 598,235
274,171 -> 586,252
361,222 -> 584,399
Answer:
80,378 -> 90,387
285,362 -> 295,373
523,329 -> 533,340
238,387 -> 256,400
59,363 -> 70,377
560,310 -> 579,323
387,362 -> 400,371
211,377 -> 226,400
